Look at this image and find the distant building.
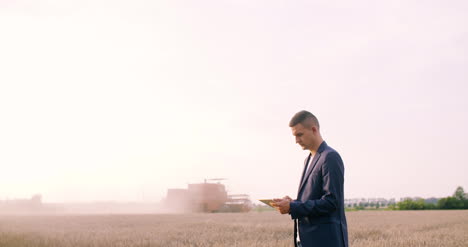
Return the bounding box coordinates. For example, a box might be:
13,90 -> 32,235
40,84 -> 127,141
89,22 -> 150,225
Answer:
0,194 -> 43,213
345,197 -> 396,208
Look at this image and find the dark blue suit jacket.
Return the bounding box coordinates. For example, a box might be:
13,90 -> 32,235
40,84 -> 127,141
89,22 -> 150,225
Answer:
289,141 -> 348,247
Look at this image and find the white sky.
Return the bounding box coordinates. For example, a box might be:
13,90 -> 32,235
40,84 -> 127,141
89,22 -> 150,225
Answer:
1,0 -> 467,202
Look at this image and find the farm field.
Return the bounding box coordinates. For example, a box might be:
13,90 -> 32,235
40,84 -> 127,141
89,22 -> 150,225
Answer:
0,210 -> 467,247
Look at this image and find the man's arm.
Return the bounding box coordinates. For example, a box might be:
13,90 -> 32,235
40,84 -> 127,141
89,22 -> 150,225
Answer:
289,152 -> 344,219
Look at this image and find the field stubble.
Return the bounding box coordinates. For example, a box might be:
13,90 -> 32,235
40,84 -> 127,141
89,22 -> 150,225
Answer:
0,210 -> 467,247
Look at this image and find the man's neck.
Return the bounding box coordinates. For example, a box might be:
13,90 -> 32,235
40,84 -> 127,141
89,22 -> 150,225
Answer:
308,139 -> 324,155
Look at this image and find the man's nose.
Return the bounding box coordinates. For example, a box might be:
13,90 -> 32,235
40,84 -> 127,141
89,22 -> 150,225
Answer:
295,137 -> 300,143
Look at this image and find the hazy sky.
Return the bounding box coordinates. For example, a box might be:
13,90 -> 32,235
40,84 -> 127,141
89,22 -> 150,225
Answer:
1,0 -> 467,203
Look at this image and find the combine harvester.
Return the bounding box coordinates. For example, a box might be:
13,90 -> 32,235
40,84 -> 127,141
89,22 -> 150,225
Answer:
164,178 -> 253,213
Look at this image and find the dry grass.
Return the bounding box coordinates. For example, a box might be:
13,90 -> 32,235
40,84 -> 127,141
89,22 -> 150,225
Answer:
348,210 -> 468,247
0,210 -> 467,246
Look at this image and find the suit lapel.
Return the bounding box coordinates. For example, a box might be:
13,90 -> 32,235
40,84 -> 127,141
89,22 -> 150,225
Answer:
297,141 -> 328,195
297,153 -> 312,192
298,152 -> 321,193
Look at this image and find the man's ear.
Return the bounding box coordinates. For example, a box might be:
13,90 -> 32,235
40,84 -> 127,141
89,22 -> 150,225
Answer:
311,126 -> 318,133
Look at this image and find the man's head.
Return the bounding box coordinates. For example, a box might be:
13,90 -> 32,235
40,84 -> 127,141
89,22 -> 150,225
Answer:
289,110 -> 323,152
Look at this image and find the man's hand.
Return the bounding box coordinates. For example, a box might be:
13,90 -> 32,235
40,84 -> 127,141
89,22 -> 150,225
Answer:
282,196 -> 293,202
271,196 -> 292,214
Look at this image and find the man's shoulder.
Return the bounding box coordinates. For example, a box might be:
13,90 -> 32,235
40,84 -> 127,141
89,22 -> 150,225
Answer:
322,144 -> 338,155
322,145 -> 342,160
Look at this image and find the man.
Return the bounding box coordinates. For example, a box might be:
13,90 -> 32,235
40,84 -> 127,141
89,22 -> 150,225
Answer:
272,110 -> 348,247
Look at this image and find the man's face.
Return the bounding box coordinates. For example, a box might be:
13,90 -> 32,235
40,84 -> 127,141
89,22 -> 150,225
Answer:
291,123 -> 315,150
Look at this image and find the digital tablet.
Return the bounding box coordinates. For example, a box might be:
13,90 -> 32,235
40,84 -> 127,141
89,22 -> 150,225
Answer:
259,199 -> 275,207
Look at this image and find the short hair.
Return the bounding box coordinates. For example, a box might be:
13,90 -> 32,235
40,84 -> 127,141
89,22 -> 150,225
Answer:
289,110 -> 320,128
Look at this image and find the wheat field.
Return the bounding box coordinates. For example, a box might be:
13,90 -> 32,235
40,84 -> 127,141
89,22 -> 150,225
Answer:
0,210 -> 467,247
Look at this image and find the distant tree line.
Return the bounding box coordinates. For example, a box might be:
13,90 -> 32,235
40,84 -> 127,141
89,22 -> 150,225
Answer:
391,186 -> 468,210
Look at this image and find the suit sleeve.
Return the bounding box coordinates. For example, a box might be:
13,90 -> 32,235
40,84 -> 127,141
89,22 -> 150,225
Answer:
289,152 -> 344,219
